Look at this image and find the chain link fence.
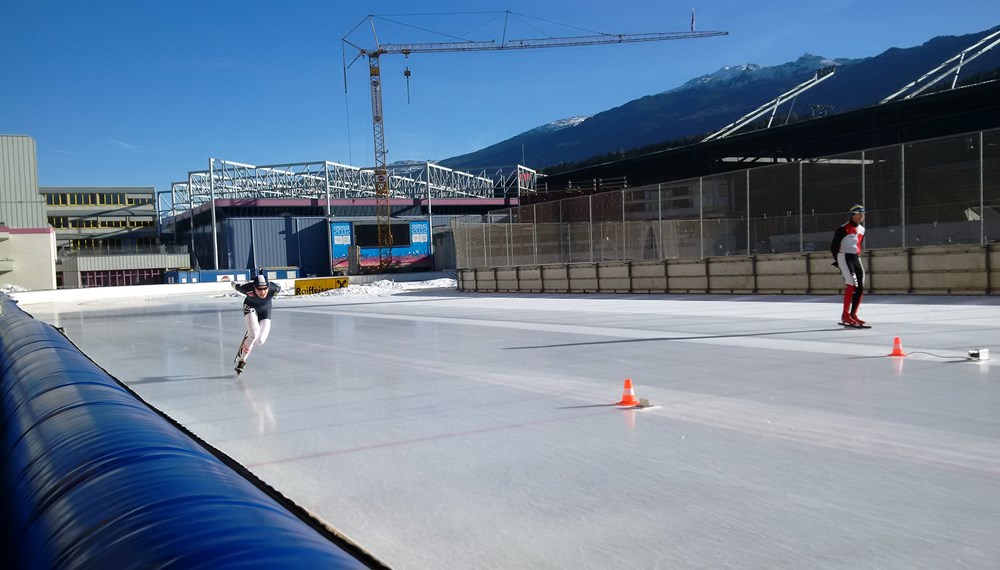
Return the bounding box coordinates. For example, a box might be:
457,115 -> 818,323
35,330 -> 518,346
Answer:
453,128 -> 1000,268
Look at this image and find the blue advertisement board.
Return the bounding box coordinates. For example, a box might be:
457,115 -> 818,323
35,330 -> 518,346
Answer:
330,221 -> 353,269
330,220 -> 431,271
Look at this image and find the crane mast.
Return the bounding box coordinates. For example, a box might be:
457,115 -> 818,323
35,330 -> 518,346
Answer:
368,54 -> 392,270
345,14 -> 728,272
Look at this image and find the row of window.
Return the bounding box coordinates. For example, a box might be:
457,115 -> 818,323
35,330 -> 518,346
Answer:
70,238 -> 122,250
66,237 -> 159,250
45,193 -> 154,206
79,268 -> 165,288
49,217 -> 154,229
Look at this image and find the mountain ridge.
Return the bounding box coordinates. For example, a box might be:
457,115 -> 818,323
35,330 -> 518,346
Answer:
435,26 -> 1000,173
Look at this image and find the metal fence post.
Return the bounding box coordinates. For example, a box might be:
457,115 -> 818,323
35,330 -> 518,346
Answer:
798,162 -> 804,253
746,170 -> 751,256
532,204 -> 538,265
699,177 -> 704,259
622,189 -> 626,261
507,213 -> 512,267
901,143 -> 906,247
657,183 -> 663,259
861,150 -> 866,208
589,195 -> 594,262
980,131 -> 985,245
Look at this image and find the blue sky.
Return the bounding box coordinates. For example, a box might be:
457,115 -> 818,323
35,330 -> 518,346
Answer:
2,0 -> 999,198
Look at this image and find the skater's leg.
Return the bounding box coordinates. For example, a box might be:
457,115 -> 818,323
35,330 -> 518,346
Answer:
256,319 -> 271,346
837,253 -> 860,325
234,328 -> 250,374
850,260 -> 866,324
851,290 -> 864,324
841,285 -> 857,324
235,331 -> 249,362
243,312 -> 261,361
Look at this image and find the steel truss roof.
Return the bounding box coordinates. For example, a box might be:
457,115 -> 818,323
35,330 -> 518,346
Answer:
169,159 -> 536,214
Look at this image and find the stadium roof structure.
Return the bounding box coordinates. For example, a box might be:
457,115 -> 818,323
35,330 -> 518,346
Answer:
168,158 -> 537,218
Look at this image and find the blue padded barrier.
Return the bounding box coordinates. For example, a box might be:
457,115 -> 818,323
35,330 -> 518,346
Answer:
0,294 -> 387,569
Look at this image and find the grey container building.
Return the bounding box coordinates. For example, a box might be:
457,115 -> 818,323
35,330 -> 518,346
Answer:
220,217 -> 332,277
0,135 -> 46,228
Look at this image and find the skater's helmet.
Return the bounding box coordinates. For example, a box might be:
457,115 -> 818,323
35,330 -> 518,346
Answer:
849,204 -> 865,215
254,274 -> 268,289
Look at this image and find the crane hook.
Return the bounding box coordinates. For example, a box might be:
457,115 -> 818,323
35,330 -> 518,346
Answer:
404,67 -> 412,103
403,53 -> 412,104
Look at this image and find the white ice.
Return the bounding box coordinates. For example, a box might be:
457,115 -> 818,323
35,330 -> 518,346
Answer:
21,282 -> 1000,569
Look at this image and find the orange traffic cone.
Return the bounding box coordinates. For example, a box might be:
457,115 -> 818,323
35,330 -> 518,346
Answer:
888,336 -> 906,357
617,378 -> 640,407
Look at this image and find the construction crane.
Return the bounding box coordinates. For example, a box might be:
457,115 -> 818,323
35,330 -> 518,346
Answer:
343,11 -> 727,270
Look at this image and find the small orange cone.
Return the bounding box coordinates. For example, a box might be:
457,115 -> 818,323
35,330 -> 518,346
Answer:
617,378 -> 640,407
888,336 -> 906,357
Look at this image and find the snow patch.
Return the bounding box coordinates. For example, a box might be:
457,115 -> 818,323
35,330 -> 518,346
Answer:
527,116 -> 589,135
296,278 -> 456,298
664,54 -> 854,94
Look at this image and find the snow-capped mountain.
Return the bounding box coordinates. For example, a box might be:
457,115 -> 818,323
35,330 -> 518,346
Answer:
438,27 -> 1000,172
668,54 -> 853,93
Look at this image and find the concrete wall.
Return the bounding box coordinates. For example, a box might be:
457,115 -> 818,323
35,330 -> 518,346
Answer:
0,227 -> 57,290
456,244 -> 1000,296
0,136 -> 56,290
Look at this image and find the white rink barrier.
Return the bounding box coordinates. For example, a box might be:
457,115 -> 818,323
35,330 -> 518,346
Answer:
10,279 -> 296,305
7,271 -> 453,305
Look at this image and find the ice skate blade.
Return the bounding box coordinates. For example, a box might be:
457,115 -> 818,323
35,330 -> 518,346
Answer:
838,321 -> 871,329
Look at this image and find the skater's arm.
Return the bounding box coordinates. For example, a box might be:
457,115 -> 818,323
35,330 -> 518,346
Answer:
233,281 -> 254,295
830,226 -> 846,259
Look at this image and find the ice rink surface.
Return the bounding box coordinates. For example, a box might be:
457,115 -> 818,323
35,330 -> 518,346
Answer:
22,283 -> 1000,569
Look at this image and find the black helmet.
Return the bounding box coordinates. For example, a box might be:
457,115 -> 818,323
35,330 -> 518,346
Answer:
849,204 -> 865,215
254,273 -> 268,288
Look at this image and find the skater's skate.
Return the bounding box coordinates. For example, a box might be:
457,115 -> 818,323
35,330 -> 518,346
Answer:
234,333 -> 249,374
839,313 -> 870,329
